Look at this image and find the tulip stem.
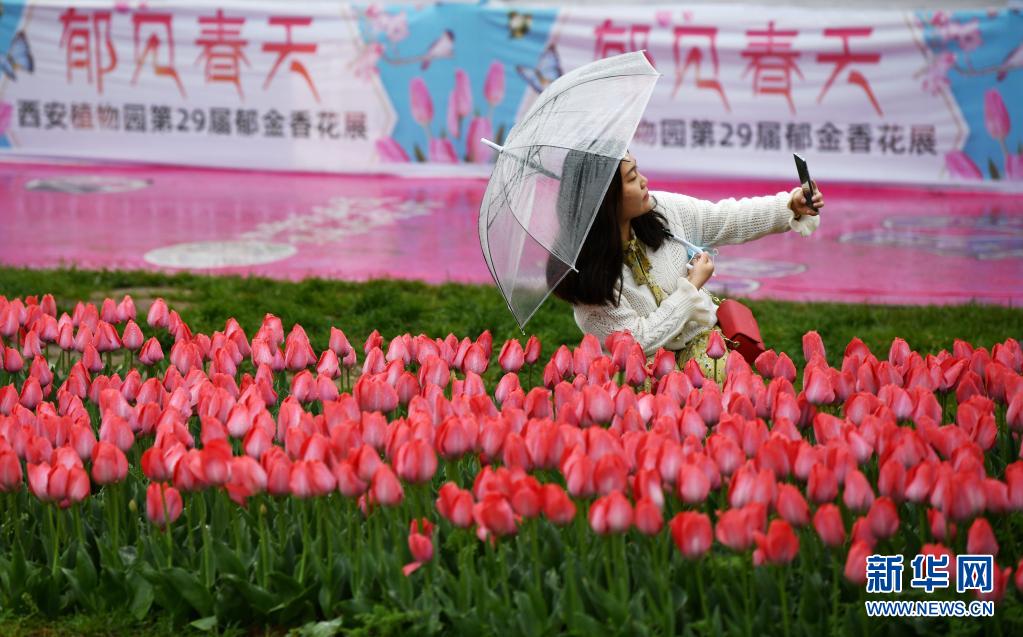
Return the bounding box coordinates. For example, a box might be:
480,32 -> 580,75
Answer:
695,559 -> 709,623
258,499 -> 271,589
830,550 -> 840,632
47,505 -> 59,578
776,567 -> 791,637
297,500 -> 310,585
741,561 -> 752,637
162,493 -> 173,569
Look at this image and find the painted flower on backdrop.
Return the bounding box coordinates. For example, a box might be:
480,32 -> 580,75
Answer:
943,88 -> 1022,181
376,62 -> 507,164
0,102 -> 12,136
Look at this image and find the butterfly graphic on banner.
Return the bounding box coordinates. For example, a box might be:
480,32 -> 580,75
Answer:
516,44 -> 562,93
0,31 -> 33,81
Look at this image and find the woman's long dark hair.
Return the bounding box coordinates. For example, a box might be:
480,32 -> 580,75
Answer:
547,150 -> 671,307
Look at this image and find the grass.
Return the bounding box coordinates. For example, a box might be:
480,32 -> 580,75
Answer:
1,266 -> 1020,363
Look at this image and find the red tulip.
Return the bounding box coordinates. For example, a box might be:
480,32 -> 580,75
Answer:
967,517 -> 999,557
776,483 -> 810,527
772,353 -> 796,383
462,343 -> 489,375
802,331 -> 827,364
0,449 -> 23,492
634,498 -> 663,535
435,482 -> 474,527
866,496 -> 899,539
804,365 -> 835,405
715,504 -> 765,552
813,503 -> 846,547
541,483 -> 576,525
807,463 -> 838,504
753,519 -> 799,565
289,460 -> 336,498
843,469 -> 876,512
146,482 -> 183,529
678,462 -> 711,505
706,330 -> 727,360
670,511 -> 713,559
393,439 -> 437,484
844,540 -> 872,585
498,340 -> 524,373
403,518 -> 435,576
370,464 -> 404,507
474,493 -> 518,537
91,441 -> 128,485
589,491 -> 633,535
147,298 -> 169,328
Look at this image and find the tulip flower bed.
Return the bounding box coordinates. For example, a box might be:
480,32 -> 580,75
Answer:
1,291 -> 1022,636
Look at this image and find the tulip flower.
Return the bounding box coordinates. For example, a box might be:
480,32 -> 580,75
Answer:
403,518 -> 435,576
484,61 -> 505,107
146,482 -> 183,529
409,77 -> 434,129
670,511 -> 713,559
866,496 -> 900,539
753,519 -> 799,566
984,88 -> 1010,141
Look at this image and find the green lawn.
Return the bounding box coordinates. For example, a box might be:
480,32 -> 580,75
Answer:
1,266 -> 1020,362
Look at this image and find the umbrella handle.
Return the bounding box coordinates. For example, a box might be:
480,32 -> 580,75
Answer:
481,138 -> 503,152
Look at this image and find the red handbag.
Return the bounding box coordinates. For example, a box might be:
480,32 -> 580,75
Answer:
716,299 -> 766,365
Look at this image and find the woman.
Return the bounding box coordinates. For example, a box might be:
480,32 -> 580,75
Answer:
547,149 -> 823,382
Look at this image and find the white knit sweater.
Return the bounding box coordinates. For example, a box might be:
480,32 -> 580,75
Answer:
572,190 -> 821,357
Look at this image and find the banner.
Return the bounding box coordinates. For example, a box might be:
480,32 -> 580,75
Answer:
0,1 -> 1020,187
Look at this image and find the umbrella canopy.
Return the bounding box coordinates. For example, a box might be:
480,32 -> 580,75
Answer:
477,51 -> 661,331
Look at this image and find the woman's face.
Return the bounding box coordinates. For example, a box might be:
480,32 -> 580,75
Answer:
618,152 -> 653,222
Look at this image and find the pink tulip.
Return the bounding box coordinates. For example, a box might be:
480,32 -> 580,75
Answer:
370,464 -> 404,507
984,89 -> 1010,141
446,89 -> 461,139
945,151 -> 982,179
146,482 -> 183,529
484,61 -> 505,107
706,330 -> 727,359
670,511 -> 712,559
409,77 -> 434,127
813,503 -> 846,547
452,69 -> 473,118
1006,154 -> 1023,181
466,117 -> 494,163
429,137 -> 458,163
376,137 -> 410,162
403,518 -> 434,576
0,102 -> 11,136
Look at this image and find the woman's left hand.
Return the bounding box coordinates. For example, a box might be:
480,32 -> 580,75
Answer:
788,182 -> 824,218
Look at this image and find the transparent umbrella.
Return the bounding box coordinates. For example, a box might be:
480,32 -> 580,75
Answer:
477,51 -> 660,332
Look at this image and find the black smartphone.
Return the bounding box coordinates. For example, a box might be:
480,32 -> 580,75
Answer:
793,153 -> 818,212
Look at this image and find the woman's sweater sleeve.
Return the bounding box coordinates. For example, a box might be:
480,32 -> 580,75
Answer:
574,278 -> 716,357
657,190 -> 820,247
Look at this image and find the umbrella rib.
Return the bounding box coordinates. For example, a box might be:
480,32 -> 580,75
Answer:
517,68 -> 659,135
487,177 -> 581,270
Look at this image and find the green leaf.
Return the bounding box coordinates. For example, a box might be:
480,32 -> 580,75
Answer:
989,158 -> 1001,180
414,144 -> 426,162
165,567 -> 215,617
189,615 -> 218,631
294,618 -> 344,637
213,540 -> 246,578
221,573 -> 275,611
129,575 -> 155,621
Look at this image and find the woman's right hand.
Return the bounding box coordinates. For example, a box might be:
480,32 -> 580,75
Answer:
686,253 -> 714,289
